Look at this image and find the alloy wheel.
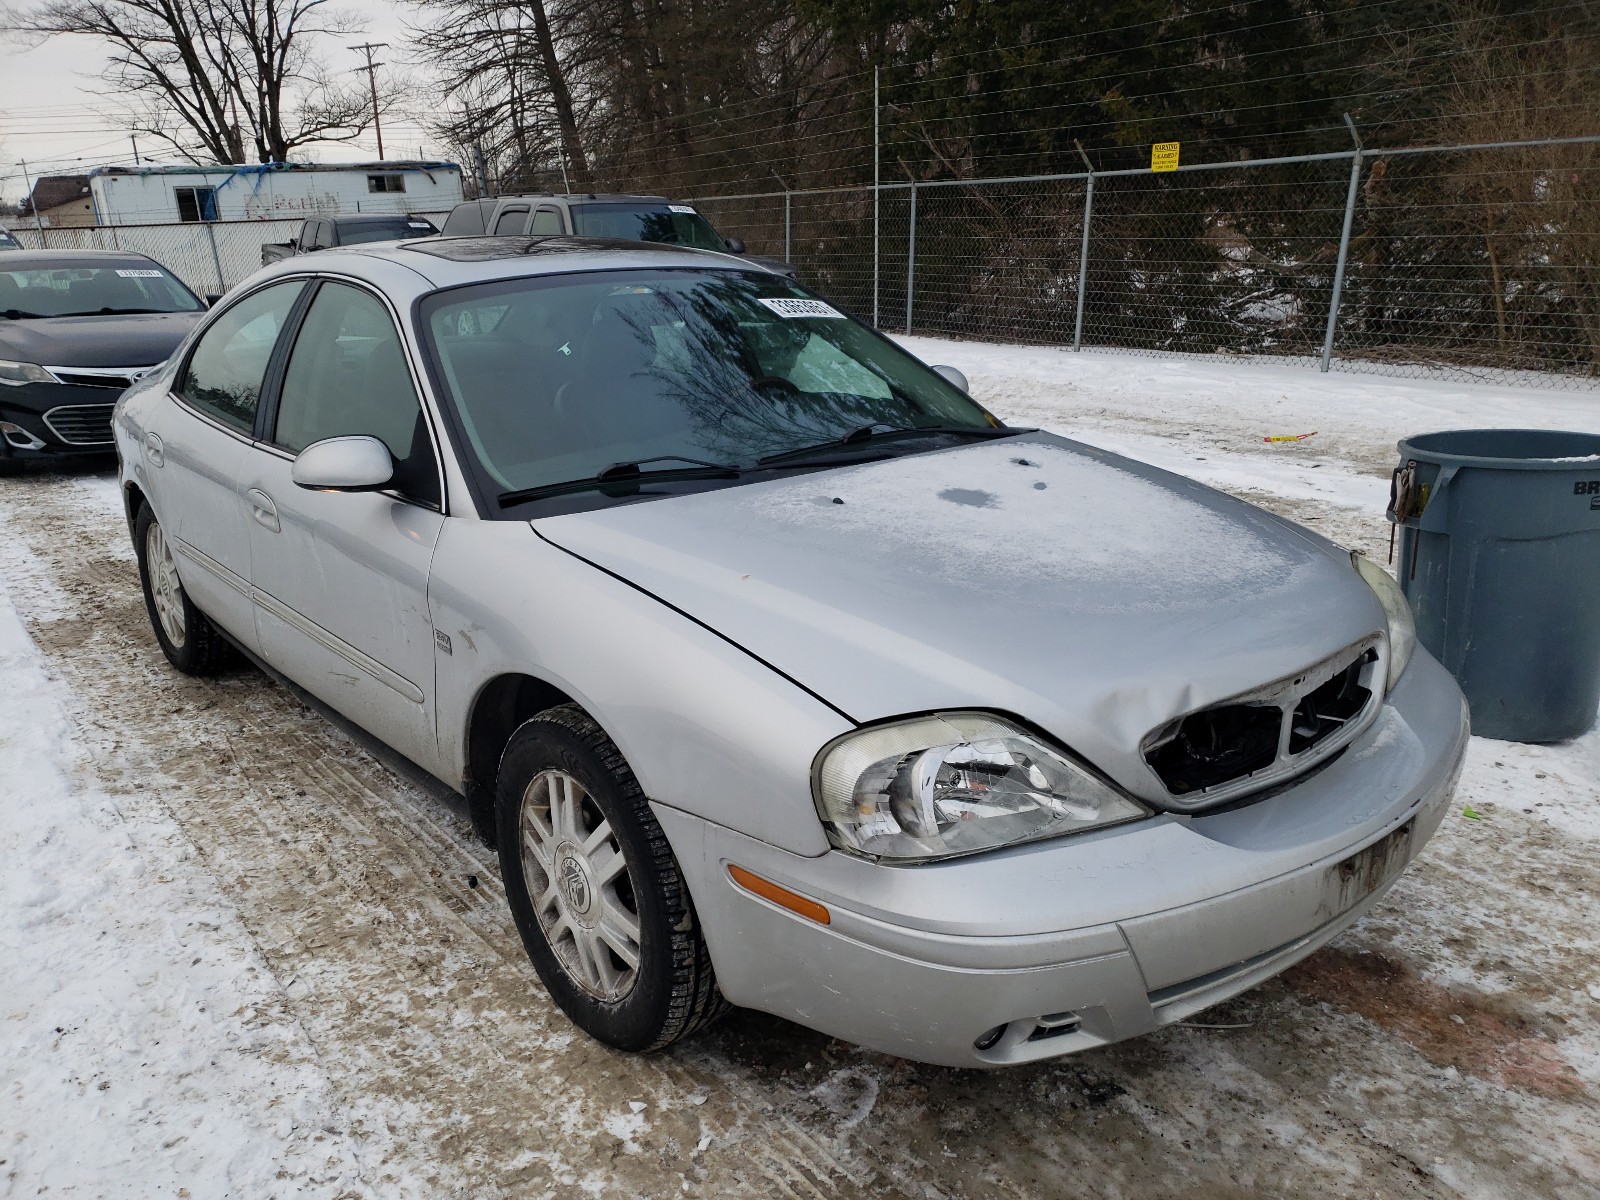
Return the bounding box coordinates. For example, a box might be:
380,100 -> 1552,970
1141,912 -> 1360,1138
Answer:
145,521 -> 187,648
518,768 -> 642,1001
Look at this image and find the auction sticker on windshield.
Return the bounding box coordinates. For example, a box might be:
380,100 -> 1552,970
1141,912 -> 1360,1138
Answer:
758,297 -> 846,319
669,205 -> 697,213
116,269 -> 164,277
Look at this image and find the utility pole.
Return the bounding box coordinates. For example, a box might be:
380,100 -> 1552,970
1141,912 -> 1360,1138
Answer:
129,135 -> 141,165
352,42 -> 388,160
18,159 -> 46,238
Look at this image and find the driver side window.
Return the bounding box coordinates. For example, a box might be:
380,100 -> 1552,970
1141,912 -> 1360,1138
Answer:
273,282 -> 440,508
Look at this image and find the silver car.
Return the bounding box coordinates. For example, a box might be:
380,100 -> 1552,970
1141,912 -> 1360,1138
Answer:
114,236 -> 1468,1067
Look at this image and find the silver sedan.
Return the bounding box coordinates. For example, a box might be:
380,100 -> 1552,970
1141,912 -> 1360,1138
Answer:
113,235 -> 1468,1067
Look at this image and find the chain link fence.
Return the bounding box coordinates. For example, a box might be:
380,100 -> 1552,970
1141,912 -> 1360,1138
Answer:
2,212 -> 453,296
6,140 -> 1596,389
693,136 -> 1600,389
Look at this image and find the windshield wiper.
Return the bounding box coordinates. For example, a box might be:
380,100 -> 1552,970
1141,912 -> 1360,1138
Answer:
0,309 -> 52,320
757,423 -> 1023,467
498,455 -> 741,508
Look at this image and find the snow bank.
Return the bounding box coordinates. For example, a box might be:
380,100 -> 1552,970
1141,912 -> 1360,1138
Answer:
0,569 -> 373,1197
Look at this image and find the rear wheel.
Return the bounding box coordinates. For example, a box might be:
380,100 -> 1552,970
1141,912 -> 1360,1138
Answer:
134,503 -> 232,675
496,704 -> 726,1051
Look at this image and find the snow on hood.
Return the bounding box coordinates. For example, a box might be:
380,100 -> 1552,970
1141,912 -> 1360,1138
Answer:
536,432 -> 1385,801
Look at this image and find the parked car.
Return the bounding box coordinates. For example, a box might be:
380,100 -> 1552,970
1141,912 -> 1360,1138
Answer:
443,193 -> 796,277
261,213 -> 440,266
2,249 -> 206,472
114,237 -> 1467,1067
0,229 -> 22,251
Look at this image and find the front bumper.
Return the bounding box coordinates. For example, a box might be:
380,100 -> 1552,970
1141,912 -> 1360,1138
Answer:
0,375 -> 136,462
655,649 -> 1470,1067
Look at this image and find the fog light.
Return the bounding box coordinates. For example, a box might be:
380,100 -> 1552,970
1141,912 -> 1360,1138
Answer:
0,422 -> 45,450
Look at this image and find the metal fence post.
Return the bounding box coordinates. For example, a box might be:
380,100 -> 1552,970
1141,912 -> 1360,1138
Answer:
204,222 -> 226,294
905,181 -> 917,336
1072,170 -> 1096,351
1321,115 -> 1364,373
872,66 -> 880,328
784,191 -> 792,263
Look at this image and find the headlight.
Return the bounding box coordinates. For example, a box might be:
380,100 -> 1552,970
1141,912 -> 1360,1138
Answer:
813,712 -> 1150,862
0,359 -> 53,387
1353,552 -> 1416,690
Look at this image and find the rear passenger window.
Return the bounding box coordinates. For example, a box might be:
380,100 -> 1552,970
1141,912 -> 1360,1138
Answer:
274,282 -> 439,508
180,280 -> 304,434
529,208 -> 563,235
493,208 -> 529,235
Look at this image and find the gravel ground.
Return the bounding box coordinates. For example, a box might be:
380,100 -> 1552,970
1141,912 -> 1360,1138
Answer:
2,347 -> 1598,1199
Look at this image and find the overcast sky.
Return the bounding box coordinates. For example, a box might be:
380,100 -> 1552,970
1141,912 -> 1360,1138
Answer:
0,0 -> 431,206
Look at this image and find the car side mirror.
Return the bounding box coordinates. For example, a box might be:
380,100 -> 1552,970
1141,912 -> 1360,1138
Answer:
290,435 -> 394,492
931,364 -> 969,393
724,236 -> 746,254
204,293 -> 222,308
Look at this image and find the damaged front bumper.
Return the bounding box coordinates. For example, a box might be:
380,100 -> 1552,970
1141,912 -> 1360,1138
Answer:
654,649 -> 1469,1067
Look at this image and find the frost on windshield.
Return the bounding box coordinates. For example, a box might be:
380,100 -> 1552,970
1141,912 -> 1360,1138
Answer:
746,438 -> 1311,611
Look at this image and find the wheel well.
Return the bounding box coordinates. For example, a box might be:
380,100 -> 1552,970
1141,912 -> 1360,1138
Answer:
123,480 -> 148,532
465,672 -> 575,799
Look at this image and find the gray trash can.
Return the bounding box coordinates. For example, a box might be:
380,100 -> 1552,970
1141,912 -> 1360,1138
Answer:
1391,428 -> 1600,742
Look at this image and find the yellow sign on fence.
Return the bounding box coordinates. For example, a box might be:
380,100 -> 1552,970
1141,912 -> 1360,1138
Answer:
1151,141 -> 1181,172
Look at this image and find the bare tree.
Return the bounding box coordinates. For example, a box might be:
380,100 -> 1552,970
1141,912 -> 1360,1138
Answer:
409,0 -> 593,190
2,0 -> 394,164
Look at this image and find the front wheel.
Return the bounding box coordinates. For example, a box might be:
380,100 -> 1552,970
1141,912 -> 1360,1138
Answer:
496,704 -> 726,1051
134,503 -> 232,675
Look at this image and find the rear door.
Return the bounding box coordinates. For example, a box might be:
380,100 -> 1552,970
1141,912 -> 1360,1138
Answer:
148,279 -> 307,650
238,277 -> 447,771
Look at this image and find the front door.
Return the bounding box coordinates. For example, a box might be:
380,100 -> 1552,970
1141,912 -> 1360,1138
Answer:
151,279 -> 307,649
240,279 -> 447,771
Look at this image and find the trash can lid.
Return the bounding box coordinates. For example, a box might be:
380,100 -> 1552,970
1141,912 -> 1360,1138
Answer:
1398,428 -> 1600,471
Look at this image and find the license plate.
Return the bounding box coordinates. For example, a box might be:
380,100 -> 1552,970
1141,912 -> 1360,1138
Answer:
1329,819 -> 1414,913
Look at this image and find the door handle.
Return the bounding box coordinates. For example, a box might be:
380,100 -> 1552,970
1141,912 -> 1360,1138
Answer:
246,488 -> 280,533
143,432 -> 164,467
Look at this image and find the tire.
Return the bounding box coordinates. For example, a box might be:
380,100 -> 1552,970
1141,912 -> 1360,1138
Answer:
134,503 -> 233,676
496,704 -> 727,1051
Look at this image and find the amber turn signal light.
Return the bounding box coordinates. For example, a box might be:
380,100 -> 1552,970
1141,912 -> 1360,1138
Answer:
727,864 -> 831,925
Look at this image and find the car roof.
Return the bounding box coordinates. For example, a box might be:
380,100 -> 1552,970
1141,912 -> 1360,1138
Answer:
259,235 -> 768,291
0,248 -> 164,270
330,213 -> 437,224
476,193 -> 670,205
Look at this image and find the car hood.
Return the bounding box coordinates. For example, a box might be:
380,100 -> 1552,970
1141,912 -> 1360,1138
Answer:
737,252 -> 797,277
0,310 -> 202,367
534,432 -> 1386,802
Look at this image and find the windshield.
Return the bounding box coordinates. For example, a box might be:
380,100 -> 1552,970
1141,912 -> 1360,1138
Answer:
0,262 -> 202,317
569,204 -> 728,252
421,270 -> 997,503
340,217 -> 438,245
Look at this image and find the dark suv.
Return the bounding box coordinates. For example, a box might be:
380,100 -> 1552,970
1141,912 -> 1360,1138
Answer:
442,194 -> 795,277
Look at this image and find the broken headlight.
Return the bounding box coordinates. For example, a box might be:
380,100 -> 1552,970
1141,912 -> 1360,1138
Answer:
812,712 -> 1150,862
1353,552 -> 1416,690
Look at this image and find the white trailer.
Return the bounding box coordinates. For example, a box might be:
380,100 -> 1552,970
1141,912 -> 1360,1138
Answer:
87,161 -> 464,226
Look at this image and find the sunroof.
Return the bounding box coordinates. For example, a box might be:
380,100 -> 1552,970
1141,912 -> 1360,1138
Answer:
402,235 -> 693,262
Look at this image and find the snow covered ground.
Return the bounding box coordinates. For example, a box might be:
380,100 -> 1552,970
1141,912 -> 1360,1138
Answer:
2,344 -> 1597,1199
